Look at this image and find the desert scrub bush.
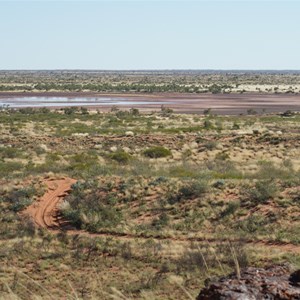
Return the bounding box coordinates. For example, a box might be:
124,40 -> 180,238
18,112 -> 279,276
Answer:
151,212 -> 169,229
212,180 -> 225,189
235,215 -> 268,234
219,201 -> 240,218
202,140 -> 217,151
149,176 -> 168,186
0,161 -> 24,178
108,151 -> 132,164
68,152 -> 98,173
253,160 -> 294,181
61,180 -> 123,232
0,146 -> 24,159
168,180 -> 208,204
207,160 -> 242,180
143,146 -> 172,158
232,122 -> 240,130
203,119 -> 214,129
244,180 -> 278,204
2,186 -> 36,212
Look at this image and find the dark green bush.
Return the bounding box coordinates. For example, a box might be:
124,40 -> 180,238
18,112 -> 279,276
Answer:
0,147 -> 23,159
4,186 -> 36,212
179,181 -> 207,198
143,146 -> 172,158
208,84 -> 222,94
246,180 -> 278,204
203,119 -> 213,129
168,180 -> 208,204
0,161 -> 23,178
220,201 -> 240,218
109,151 -> 131,164
61,180 -> 123,232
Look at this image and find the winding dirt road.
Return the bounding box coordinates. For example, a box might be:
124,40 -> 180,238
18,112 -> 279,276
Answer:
22,177 -> 300,254
23,177 -> 77,229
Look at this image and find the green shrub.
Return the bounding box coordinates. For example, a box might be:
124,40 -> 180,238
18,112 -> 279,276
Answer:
179,181 -> 207,198
281,110 -> 294,117
4,186 -> 36,212
246,180 -> 278,204
109,151 -> 131,164
0,146 -> 23,159
232,122 -> 240,130
61,180 -> 123,232
63,107 -> 78,115
151,212 -> 169,229
237,215 -> 267,233
212,180 -> 225,189
220,201 -> 240,218
168,180 -> 208,204
130,108 -> 140,116
203,119 -> 213,129
143,146 -> 172,158
203,141 -> 217,150
0,161 -> 24,178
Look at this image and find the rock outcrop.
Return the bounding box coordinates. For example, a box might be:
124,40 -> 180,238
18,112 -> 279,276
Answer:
197,265 -> 300,300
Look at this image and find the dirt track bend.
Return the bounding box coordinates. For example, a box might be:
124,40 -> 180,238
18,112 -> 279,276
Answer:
23,177 -> 77,228
22,177 -> 300,254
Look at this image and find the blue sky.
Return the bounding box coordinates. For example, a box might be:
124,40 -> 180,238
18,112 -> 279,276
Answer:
0,1 -> 299,70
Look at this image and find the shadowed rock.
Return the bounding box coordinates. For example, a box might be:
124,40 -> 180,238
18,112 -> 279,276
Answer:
197,265 -> 300,300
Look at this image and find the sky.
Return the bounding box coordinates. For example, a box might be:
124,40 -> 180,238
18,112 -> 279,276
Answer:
0,1 -> 299,70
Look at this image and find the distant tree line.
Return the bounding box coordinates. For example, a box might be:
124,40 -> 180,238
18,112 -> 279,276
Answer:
0,83 -> 233,94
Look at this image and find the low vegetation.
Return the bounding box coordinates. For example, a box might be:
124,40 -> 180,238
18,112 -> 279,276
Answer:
1,70 -> 300,94
0,107 -> 300,299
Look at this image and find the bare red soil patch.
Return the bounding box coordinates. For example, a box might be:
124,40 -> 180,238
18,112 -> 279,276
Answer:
23,177 -> 76,228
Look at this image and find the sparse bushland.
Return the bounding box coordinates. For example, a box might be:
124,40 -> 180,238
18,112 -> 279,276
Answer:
1,108 -> 300,299
3,70 -> 300,94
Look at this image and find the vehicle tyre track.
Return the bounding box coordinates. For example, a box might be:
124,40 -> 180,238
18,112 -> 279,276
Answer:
23,177 -> 77,228
22,177 -> 300,254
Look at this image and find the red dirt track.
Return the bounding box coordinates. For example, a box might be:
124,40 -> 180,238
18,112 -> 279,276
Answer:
22,177 -> 300,254
23,177 -> 76,228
